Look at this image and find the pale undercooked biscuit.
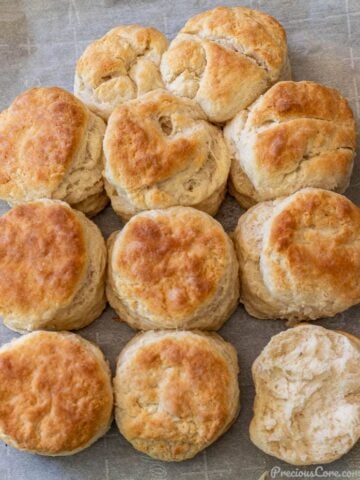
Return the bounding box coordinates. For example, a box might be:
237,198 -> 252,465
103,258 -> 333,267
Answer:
0,331 -> 113,455
107,206 -> 239,330
0,87 -> 108,217
114,330 -> 240,461
233,188 -> 360,322
0,199 -> 107,332
224,81 -> 356,208
250,324 -> 360,465
103,89 -> 231,220
160,6 -> 290,123
74,25 -> 168,120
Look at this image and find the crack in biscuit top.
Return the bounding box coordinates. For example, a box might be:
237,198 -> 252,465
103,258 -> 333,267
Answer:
0,202 -> 87,316
261,190 -> 360,304
182,7 -> 287,77
113,209 -> 228,317
76,25 -> 168,90
231,82 -> 356,196
0,87 -> 88,200
160,7 -> 288,123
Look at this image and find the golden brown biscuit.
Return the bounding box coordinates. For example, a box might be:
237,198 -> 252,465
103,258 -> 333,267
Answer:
233,188 -> 360,322
114,330 -> 240,461
224,81 -> 356,208
250,324 -> 360,465
74,25 -> 168,120
107,207 -> 239,330
103,89 -> 231,220
0,331 -> 113,455
0,87 -> 107,217
0,199 -> 106,332
160,7 -> 290,123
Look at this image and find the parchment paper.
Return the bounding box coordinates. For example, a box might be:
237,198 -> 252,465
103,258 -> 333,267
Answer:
0,1 -> 360,479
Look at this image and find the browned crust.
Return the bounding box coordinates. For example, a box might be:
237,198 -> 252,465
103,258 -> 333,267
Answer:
104,90 -> 207,191
0,332 -> 113,454
112,208 -> 228,317
264,190 -> 360,303
0,87 -> 88,201
0,201 -> 87,316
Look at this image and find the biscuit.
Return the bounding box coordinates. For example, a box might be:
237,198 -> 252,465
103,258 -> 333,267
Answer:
0,199 -> 107,332
0,87 -> 108,217
250,324 -> 360,465
0,331 -> 113,455
114,330 -> 240,461
107,207 -> 239,330
160,6 -> 290,123
74,25 -> 168,120
224,81 -> 356,208
233,188 -> 360,322
103,89 -> 231,220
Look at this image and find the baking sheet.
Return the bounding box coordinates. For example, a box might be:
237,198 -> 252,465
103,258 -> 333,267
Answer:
0,0 -> 360,479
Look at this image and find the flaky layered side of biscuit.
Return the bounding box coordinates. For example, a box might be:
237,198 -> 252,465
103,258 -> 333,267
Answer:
53,110 -> 108,217
225,81 -> 356,208
161,6 -> 290,123
250,324 -> 360,465
0,199 -> 107,332
114,330 -> 240,461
